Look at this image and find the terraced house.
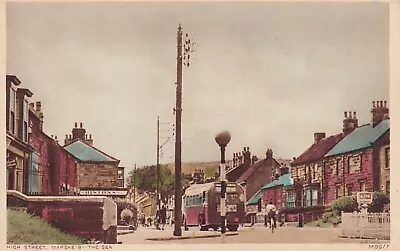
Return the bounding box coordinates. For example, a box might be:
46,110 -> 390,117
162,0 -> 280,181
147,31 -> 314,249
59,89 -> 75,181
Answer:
324,102 -> 390,203
288,101 -> 390,222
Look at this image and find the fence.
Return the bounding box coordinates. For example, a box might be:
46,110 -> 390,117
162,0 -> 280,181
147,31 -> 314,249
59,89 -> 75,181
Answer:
341,212 -> 390,240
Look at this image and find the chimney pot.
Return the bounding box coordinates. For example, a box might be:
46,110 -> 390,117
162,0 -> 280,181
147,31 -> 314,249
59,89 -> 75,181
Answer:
55,136 -> 58,140
384,101 -> 387,107
80,122 -> 83,128
90,134 -> 92,139
51,135 -> 53,138
372,101 -> 375,108
29,103 -> 35,109
36,101 -> 42,112
349,111 -> 352,119
344,111 -> 347,118
65,134 -> 68,139
243,147 -> 246,151
69,134 -> 71,139
75,122 -> 77,128
354,111 -> 357,118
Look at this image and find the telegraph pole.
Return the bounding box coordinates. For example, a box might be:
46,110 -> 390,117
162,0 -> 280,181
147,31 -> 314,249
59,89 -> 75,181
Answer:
173,23 -> 195,237
173,24 -> 184,237
133,163 -> 136,203
157,116 -> 160,210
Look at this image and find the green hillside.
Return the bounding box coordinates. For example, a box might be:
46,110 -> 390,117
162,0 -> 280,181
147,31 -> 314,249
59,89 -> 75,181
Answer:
7,208 -> 84,244
166,161 -> 220,177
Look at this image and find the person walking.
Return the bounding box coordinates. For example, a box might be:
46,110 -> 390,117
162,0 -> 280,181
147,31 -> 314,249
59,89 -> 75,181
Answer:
160,205 -> 167,230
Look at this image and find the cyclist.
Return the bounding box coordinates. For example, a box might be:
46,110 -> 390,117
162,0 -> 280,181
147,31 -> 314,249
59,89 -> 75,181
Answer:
265,201 -> 277,229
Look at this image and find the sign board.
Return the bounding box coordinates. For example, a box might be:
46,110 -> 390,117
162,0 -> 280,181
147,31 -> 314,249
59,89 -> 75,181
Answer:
357,192 -> 373,205
216,186 -> 236,193
246,204 -> 258,214
79,189 -> 128,196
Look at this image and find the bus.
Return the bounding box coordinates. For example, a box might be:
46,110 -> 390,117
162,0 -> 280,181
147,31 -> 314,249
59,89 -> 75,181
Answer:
182,181 -> 245,231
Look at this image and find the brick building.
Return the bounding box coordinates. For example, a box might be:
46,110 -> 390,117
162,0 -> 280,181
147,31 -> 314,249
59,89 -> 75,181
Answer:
6,75 -> 34,193
287,132 -> 344,219
237,149 -> 286,206
63,123 -> 127,197
324,102 -> 389,204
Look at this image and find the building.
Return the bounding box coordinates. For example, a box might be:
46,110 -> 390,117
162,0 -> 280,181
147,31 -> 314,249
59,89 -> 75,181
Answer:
63,123 -> 127,197
324,102 -> 390,204
226,147 -> 255,182
288,131 -> 344,217
237,149 -> 285,207
6,75 -> 34,193
246,174 -> 293,224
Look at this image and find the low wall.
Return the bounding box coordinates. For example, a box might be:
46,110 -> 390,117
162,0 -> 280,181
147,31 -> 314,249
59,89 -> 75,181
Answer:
7,190 -> 117,244
341,212 -> 390,240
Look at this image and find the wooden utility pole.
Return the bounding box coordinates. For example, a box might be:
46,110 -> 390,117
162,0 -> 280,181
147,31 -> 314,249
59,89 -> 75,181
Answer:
133,163 -> 136,203
173,24 -> 183,237
157,116 -> 160,210
173,23 -> 195,237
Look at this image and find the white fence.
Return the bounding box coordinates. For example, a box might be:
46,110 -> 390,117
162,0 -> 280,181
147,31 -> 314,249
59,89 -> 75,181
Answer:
341,212 -> 390,240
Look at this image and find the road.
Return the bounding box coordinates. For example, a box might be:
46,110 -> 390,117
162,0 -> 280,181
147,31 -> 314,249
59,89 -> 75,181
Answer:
118,225 -> 390,244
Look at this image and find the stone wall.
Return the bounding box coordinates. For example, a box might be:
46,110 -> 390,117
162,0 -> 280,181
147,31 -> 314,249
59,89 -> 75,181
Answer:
7,190 -> 117,243
78,163 -> 118,188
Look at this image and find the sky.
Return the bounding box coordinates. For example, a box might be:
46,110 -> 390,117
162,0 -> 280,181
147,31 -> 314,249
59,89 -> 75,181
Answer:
6,2 -> 389,175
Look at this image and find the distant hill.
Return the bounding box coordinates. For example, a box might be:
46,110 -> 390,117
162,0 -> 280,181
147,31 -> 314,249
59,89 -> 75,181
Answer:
165,161 -> 220,177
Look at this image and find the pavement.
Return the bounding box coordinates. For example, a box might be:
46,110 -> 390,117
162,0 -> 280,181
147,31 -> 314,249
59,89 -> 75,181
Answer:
117,223 -> 390,244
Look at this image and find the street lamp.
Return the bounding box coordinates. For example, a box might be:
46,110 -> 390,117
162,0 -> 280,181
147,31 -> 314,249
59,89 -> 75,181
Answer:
215,131 -> 231,235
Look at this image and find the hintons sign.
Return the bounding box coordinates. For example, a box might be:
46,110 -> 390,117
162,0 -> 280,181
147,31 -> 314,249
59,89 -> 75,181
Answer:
79,190 -> 127,196
357,192 -> 373,205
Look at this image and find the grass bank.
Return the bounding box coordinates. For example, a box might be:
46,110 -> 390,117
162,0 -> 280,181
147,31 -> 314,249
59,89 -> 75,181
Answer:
7,208 -> 85,244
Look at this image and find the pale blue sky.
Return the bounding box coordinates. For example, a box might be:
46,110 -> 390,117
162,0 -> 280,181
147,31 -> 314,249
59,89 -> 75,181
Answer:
6,2 -> 389,174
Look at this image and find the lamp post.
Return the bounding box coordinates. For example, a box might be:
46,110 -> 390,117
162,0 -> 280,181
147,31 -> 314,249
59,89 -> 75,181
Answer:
215,131 -> 231,236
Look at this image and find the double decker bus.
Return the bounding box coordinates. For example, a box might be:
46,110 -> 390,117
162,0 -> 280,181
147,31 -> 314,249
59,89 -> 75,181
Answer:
182,181 -> 245,231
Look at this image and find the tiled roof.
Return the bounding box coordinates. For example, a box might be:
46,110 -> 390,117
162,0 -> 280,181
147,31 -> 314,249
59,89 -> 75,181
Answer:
237,158 -> 278,183
325,120 -> 390,157
246,189 -> 262,205
291,133 -> 344,166
64,139 -> 119,162
261,174 -> 293,190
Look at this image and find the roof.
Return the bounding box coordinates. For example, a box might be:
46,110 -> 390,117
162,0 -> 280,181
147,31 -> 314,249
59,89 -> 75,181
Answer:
184,183 -> 215,196
291,133 -> 344,166
247,189 -> 262,205
64,139 -> 119,163
261,174 -> 293,190
325,120 -> 390,157
237,157 -> 280,183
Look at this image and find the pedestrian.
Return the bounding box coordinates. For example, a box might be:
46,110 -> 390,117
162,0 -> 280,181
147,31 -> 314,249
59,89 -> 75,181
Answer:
160,205 -> 167,230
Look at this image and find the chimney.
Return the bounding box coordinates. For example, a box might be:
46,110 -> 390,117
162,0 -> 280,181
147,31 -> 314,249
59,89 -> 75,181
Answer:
36,101 -> 41,112
244,147 -> 251,165
72,122 -> 86,140
251,155 -> 258,165
371,100 -> 389,126
314,132 -> 326,144
266,149 -> 273,159
343,111 -> 358,135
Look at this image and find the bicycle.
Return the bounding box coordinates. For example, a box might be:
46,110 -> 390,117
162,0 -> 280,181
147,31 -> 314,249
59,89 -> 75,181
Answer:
268,214 -> 276,233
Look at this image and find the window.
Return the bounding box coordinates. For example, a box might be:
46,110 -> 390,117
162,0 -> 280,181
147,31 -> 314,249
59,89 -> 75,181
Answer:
336,159 -> 340,175
312,189 -> 318,206
23,100 -> 28,142
305,189 -> 312,207
9,88 -> 16,134
29,152 -> 41,194
313,164 -> 317,180
346,184 -> 352,196
348,155 -> 361,174
286,191 -> 295,208
385,148 -> 390,169
335,185 -> 343,199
